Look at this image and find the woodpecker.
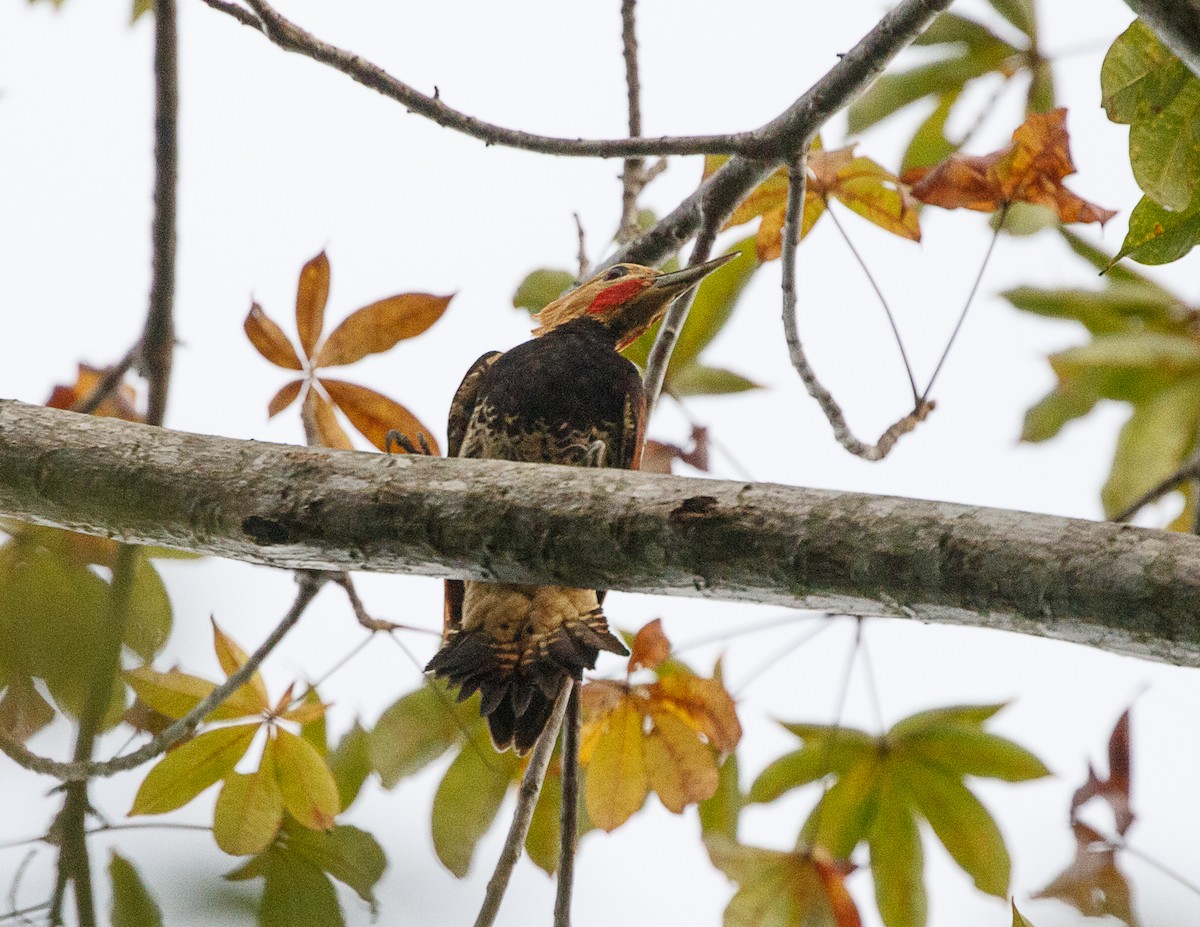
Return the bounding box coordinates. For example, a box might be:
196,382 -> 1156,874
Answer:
426,254 -> 737,753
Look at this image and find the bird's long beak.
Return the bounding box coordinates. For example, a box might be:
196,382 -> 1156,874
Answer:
651,252 -> 740,294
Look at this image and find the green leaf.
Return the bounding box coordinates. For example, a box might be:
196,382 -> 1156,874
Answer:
298,688 -> 327,757
131,0 -> 153,21
525,768 -> 563,874
123,554 -> 172,661
214,749 -> 283,856
513,269 -> 575,314
431,728 -> 520,876
671,240 -> 759,371
902,93 -> 960,173
900,759 -> 1010,897
328,722 -> 371,811
1057,228 -> 1175,293
750,732 -> 875,804
1102,380 -> 1200,517
888,704 -> 1003,738
914,12 -> 1010,50
284,822 -> 387,910
1027,58 -> 1056,113
699,752 -> 742,841
868,775 -> 926,927
259,847 -> 343,927
903,727 -> 1050,782
1101,20 -> 1200,211
369,683 -> 465,787
109,852 -> 163,927
130,723 -> 258,816
848,52 -> 1009,135
802,756 -> 882,858
668,364 -> 760,398
1011,901 -> 1038,927
272,728 -> 340,832
1049,333 -> 1200,402
1022,383 -> 1100,442
1003,282 -> 1181,335
124,666 -> 263,722
1114,189 -> 1200,266
986,0 -> 1035,37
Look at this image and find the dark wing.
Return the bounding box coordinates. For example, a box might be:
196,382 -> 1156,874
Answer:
447,351 -> 503,458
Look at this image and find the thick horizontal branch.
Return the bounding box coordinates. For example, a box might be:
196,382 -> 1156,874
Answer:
3,400 -> 1200,666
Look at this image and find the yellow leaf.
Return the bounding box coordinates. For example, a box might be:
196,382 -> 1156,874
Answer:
282,698 -> 329,726
244,303 -> 303,371
211,620 -> 270,711
651,673 -> 742,754
295,251 -> 330,360
124,666 -> 263,721
644,708 -> 720,813
214,743 -> 284,856
129,724 -> 258,816
273,727 -> 340,831
319,378 -> 441,455
584,699 -> 648,831
267,380 -> 304,419
316,293 -> 453,367
303,389 -> 354,450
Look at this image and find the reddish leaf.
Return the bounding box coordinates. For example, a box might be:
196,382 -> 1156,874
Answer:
46,363 -> 143,420
905,109 -> 1117,225
267,380 -> 304,419
303,389 -> 354,450
319,377 -> 440,455
316,293 -> 453,368
295,252 -> 330,360
1071,707 -> 1134,836
1034,822 -> 1138,926
244,303 -> 303,371
639,427 -> 710,475
628,619 -> 671,672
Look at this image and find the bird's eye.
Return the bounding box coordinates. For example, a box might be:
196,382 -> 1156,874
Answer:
604,266 -> 629,281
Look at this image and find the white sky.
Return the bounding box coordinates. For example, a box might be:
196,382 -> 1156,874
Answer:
2,0 -> 1199,925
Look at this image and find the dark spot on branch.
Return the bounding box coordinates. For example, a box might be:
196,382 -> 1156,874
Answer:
670,495 -> 719,522
243,515 -> 290,545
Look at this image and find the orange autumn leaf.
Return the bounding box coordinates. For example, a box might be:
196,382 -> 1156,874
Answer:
704,146 -> 919,261
267,379 -> 304,419
580,621 -> 742,830
628,618 -> 670,672
904,108 -> 1117,225
46,363 -> 143,420
245,303 -> 304,371
319,377 -> 441,455
295,251 -> 331,359
317,293 -> 453,368
303,389 -> 354,450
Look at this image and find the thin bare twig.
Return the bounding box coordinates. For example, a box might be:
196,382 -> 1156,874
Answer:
921,203 -> 1008,403
642,220 -> 720,413
207,0 -> 745,159
142,0 -> 178,427
1114,450 -> 1200,523
474,680 -> 573,927
0,573 -> 323,781
573,213 -> 590,279
781,158 -> 932,460
197,0 -> 261,28
554,683 -> 582,927
617,0 -> 646,244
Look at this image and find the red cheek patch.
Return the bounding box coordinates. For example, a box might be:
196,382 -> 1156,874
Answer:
588,279 -> 648,314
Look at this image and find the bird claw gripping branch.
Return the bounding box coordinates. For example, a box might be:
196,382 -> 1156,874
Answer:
426,254 -> 738,754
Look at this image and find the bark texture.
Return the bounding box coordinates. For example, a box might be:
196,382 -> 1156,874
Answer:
3,400 -> 1200,665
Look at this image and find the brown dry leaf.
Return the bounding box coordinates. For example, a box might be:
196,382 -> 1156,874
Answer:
650,672 -> 742,754
639,427 -> 710,475
1034,822 -> 1138,926
46,364 -> 143,420
320,377 -> 440,455
295,251 -> 331,360
316,293 -> 453,368
1071,707 -> 1134,836
267,380 -> 304,419
303,389 -> 354,450
245,304 -> 304,371
904,109 -> 1117,225
628,619 -> 671,672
